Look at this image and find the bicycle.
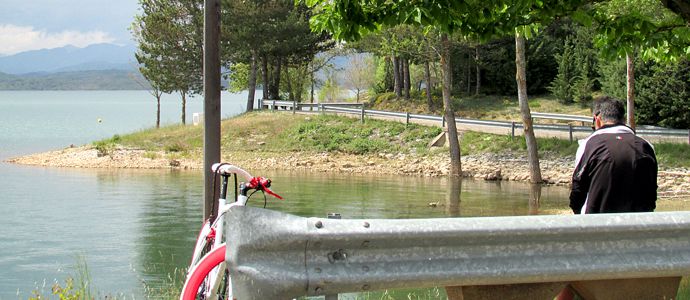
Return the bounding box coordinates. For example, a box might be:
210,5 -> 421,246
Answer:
181,163 -> 282,300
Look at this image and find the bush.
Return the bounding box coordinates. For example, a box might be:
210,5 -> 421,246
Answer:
636,59 -> 690,128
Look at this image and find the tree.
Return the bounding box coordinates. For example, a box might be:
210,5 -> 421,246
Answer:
344,53 -> 375,102
588,0 -> 690,129
305,0 -> 596,181
222,0 -> 333,104
133,0 -> 203,125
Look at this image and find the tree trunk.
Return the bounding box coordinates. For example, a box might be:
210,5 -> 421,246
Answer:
385,57 -> 393,91
156,93 -> 161,128
247,52 -> 257,112
269,56 -> 282,100
425,60 -> 433,110
310,69 -> 315,104
515,32 -> 542,184
180,91 -> 187,125
475,47 -> 481,96
392,55 -> 402,98
626,52 -> 636,129
441,34 -> 462,177
284,60 -> 293,101
262,54 -> 269,100
466,53 -> 471,94
403,58 -> 411,99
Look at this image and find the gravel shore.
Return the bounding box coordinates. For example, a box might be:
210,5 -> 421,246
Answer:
7,144 -> 690,198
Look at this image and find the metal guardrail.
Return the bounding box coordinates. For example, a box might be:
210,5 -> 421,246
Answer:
258,99 -> 689,143
532,112 -> 592,123
225,206 -> 690,299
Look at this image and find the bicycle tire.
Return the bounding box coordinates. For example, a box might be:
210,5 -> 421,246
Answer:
180,243 -> 228,300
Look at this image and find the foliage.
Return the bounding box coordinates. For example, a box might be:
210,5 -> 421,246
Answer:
549,37 -> 576,104
30,256 -> 94,300
597,54 -> 628,100
318,68 -> 343,102
226,63 -> 250,93
132,0 -> 203,96
93,135 -> 121,157
590,0 -> 690,62
636,59 -> 690,128
549,23 -> 597,104
343,53 -> 376,102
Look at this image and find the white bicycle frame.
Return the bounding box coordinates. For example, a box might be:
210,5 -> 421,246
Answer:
186,163 -> 253,299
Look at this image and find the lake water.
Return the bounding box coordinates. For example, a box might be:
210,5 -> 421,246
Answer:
0,91 -> 570,299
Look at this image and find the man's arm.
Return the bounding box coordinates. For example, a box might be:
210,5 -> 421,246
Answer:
570,142 -> 592,214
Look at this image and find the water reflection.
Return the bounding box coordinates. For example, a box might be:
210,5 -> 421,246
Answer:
0,168 -> 570,298
529,183 -> 542,215
445,178 -> 462,217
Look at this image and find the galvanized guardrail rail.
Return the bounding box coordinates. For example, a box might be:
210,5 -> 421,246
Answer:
225,206 -> 690,299
258,99 -> 689,143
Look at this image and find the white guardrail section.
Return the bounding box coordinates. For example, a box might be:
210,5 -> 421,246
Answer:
225,206 -> 690,299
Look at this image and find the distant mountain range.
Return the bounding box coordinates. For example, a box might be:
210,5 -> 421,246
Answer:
0,43 -> 146,90
0,43 -> 136,74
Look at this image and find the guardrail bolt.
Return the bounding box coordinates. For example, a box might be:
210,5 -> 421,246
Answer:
315,221 -> 324,229
363,221 -> 370,228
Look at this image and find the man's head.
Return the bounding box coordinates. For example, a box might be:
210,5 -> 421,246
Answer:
592,96 -> 625,129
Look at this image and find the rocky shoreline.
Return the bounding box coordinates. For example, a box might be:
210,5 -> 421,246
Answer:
7,145 -> 690,198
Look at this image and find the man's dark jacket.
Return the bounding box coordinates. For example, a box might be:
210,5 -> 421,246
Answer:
570,124 -> 658,214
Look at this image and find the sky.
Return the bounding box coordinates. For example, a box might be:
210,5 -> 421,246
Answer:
0,0 -> 140,56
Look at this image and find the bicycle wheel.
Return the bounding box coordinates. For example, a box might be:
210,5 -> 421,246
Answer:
180,243 -> 230,300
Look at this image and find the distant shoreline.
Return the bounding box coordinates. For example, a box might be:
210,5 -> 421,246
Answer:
8,144 -> 690,200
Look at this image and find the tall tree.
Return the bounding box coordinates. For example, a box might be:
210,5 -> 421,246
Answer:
589,0 -> 690,128
344,53 -> 375,102
133,0 -> 203,125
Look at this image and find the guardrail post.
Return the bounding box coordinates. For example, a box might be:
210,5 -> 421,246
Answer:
511,122 -> 516,140
319,103 -> 324,114
568,124 -> 573,143
271,100 -> 275,111
361,106 -> 365,123
258,98 -> 263,110
442,115 -> 446,128
293,100 -> 297,114
688,129 -> 689,145
406,112 -> 410,126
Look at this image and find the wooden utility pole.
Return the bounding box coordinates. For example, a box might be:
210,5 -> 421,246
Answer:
203,0 -> 221,221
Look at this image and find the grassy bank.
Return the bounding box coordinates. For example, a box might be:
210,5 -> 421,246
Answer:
94,111 -> 689,169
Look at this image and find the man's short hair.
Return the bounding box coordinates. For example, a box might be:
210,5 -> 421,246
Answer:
592,96 -> 625,124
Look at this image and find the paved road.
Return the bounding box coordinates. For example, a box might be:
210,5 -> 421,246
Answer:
297,109 -> 688,144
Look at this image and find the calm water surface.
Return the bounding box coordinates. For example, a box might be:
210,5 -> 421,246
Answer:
0,91 -> 570,299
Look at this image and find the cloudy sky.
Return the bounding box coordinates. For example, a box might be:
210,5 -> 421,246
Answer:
0,0 -> 140,56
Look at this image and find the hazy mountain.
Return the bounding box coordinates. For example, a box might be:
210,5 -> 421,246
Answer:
0,43 -> 136,74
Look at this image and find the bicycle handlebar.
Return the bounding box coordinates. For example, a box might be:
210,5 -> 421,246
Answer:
212,163 -> 253,181
212,163 -> 283,200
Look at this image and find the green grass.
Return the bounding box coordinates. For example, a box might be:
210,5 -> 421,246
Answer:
679,277 -> 690,300
655,142 -> 690,169
461,131 -> 580,158
100,110 -> 690,170
281,114 -> 441,155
